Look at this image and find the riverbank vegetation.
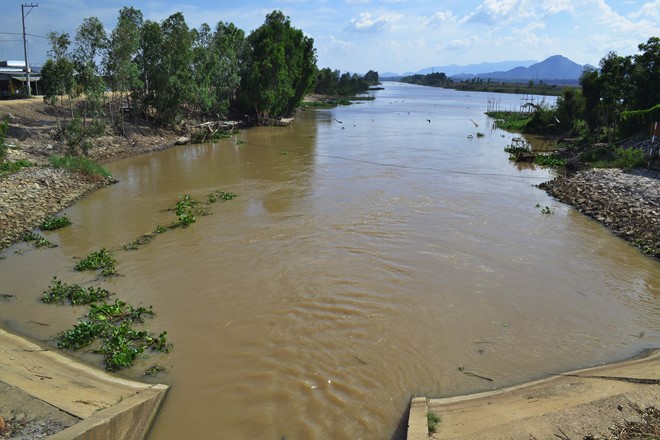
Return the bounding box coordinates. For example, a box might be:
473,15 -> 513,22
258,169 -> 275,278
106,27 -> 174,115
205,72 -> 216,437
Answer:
37,7 -> 380,159
314,68 -> 379,95
492,37 -> 660,170
400,72 -> 567,96
42,9 -> 316,129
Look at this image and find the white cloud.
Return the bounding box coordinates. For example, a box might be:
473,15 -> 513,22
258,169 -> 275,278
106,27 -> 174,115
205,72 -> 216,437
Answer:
345,12 -> 402,32
462,0 -> 532,25
429,10 -> 456,24
541,0 -> 573,15
631,0 -> 660,20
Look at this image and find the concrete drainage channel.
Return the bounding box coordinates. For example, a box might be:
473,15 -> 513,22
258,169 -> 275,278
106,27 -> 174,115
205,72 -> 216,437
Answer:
407,349 -> 660,440
0,328 -> 168,439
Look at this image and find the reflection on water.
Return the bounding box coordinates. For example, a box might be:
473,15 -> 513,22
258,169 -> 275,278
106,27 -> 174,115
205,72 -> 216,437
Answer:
0,83 -> 658,440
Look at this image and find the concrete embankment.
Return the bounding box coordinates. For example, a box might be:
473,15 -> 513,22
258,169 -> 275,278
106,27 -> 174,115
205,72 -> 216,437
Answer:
407,349 -> 660,439
0,328 -> 167,439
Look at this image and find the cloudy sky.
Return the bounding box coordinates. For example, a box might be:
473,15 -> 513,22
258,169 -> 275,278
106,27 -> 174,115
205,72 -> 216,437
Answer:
0,0 -> 658,74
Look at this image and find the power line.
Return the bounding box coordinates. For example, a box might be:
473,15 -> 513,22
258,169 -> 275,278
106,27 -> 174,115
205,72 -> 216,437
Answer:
0,32 -> 47,38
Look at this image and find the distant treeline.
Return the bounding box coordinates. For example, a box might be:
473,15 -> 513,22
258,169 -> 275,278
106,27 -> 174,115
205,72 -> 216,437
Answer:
314,68 -> 379,96
400,72 -> 566,96
399,72 -> 450,87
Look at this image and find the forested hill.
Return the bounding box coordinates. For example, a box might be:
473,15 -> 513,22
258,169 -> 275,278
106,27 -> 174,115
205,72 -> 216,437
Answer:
451,55 -> 592,84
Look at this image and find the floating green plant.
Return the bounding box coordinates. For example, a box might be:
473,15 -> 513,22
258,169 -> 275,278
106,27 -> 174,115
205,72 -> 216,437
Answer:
74,248 -> 117,277
21,231 -> 57,248
41,277 -> 113,305
40,214 -> 72,231
55,298 -> 172,371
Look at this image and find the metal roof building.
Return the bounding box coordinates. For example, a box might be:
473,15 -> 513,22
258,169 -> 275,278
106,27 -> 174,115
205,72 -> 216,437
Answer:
0,60 -> 42,97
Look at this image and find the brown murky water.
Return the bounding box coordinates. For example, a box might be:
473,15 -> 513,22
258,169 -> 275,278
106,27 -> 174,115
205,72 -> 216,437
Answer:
1,83 -> 658,440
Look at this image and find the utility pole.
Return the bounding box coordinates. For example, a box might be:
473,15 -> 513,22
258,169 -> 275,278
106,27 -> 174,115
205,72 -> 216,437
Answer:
21,3 -> 38,97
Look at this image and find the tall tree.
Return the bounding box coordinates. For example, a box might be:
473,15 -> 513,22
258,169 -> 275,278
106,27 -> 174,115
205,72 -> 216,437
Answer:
632,37 -> 660,110
579,68 -> 602,134
41,32 -> 76,126
140,13 -> 194,126
599,52 -> 633,140
137,19 -> 163,124
105,7 -> 143,133
213,22 -> 245,117
239,11 -> 317,122
191,23 -> 219,117
73,17 -> 108,135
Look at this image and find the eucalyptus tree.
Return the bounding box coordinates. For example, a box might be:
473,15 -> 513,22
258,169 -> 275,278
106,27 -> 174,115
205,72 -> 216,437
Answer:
139,13 -> 194,126
239,11 -> 317,122
191,23 -> 219,117
213,22 -> 245,117
136,19 -> 163,124
72,17 -> 108,137
40,32 -> 76,126
105,7 -> 143,133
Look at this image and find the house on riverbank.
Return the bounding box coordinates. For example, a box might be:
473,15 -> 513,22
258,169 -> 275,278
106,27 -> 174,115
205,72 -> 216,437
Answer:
0,60 -> 41,98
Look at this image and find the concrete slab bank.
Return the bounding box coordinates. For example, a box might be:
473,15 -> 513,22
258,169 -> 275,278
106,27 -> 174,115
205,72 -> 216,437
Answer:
408,349 -> 660,440
0,327 -> 168,439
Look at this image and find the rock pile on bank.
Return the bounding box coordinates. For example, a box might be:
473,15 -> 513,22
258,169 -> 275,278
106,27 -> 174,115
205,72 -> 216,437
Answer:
539,169 -> 660,258
0,167 -> 109,250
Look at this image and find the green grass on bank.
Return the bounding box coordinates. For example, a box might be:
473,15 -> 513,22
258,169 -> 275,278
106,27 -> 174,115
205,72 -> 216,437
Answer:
48,155 -> 111,178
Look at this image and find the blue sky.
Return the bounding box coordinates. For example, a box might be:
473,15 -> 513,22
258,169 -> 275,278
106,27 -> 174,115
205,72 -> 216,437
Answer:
0,0 -> 658,74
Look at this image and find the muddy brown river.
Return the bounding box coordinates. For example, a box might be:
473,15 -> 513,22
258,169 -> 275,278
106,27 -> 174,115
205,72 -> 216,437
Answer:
1,83 -> 658,439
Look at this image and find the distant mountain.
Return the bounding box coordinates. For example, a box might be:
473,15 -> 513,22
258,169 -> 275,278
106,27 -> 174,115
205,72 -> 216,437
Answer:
410,60 -> 537,77
450,55 -> 593,84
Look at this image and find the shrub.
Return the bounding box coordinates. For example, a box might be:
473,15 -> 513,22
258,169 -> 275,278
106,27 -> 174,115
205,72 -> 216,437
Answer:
0,117 -> 7,161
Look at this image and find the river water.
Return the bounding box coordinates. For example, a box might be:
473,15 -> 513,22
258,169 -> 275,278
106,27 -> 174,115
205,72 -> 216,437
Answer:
1,83 -> 658,439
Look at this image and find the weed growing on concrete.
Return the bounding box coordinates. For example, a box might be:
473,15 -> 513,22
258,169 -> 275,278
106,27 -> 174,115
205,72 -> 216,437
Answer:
144,364 -> 167,377
427,411 -> 440,434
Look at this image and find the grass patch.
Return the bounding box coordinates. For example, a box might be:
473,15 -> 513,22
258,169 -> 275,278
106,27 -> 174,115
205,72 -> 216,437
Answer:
41,276 -> 113,305
40,214 -> 72,231
74,248 -> 117,277
487,111 -> 533,132
48,155 -> 111,178
427,411 -> 441,434
301,101 -> 335,109
534,154 -> 567,168
21,231 -> 57,248
592,146 -> 646,169
0,159 -> 34,178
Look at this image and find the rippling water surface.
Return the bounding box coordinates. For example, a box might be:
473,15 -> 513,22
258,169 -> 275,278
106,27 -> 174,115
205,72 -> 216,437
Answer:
1,83 -> 658,439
